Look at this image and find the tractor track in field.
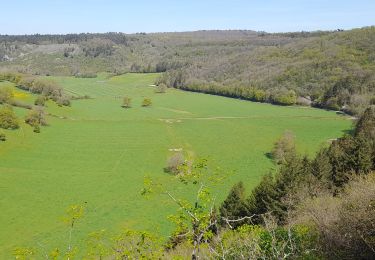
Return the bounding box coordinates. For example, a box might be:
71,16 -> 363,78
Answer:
46,113 -> 352,123
158,115 -> 353,122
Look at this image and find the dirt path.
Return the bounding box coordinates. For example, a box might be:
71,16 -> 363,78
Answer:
159,114 -> 352,122
158,107 -> 193,114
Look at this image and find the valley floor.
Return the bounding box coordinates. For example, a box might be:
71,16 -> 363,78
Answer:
0,73 -> 351,257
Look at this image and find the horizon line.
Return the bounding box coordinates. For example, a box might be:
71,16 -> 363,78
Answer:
1,25 -> 374,37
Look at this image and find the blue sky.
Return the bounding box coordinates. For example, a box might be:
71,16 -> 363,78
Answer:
1,0 -> 374,34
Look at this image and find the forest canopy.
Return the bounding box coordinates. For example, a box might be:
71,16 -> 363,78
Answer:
1,27 -> 374,114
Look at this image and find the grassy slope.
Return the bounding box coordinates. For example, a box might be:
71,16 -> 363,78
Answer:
0,74 -> 351,257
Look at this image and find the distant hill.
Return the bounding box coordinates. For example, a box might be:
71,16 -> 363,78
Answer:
1,27 -> 374,114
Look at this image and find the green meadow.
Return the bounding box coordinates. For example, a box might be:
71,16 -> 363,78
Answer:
0,73 -> 351,256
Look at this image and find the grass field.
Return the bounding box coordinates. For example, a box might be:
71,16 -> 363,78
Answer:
0,73 -> 352,257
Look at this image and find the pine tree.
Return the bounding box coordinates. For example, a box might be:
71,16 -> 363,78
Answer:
220,181 -> 250,228
247,173 -> 277,223
311,148 -> 332,181
355,106 -> 375,139
353,136 -> 373,174
328,136 -> 354,188
354,106 -> 375,169
272,155 -> 306,222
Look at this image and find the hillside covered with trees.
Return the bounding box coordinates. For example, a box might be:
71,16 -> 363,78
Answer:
1,27 -> 375,115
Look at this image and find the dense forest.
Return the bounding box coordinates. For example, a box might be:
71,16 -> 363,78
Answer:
1,27 -> 375,115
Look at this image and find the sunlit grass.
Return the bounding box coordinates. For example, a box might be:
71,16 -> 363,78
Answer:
0,73 -> 352,257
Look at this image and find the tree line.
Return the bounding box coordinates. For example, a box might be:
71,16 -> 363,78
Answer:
0,72 -> 71,106
0,72 -> 70,135
2,28 -> 375,114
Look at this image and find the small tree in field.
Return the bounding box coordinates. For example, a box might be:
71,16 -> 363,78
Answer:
142,98 -> 152,107
122,96 -> 132,108
155,83 -> 167,93
0,132 -> 6,141
0,87 -> 14,104
34,95 -> 46,106
0,105 -> 19,129
25,108 -> 47,133
165,152 -> 185,174
271,130 -> 296,164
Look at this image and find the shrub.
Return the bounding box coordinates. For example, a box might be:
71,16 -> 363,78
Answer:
34,95 -> 46,106
122,96 -> 132,108
17,76 -> 35,90
29,79 -> 57,95
272,89 -> 297,105
155,84 -> 167,93
0,87 -> 14,104
74,72 -> 97,78
17,78 -> 71,107
325,97 -> 340,111
33,125 -> 40,133
164,152 -> 185,174
0,132 -> 6,141
8,100 -> 33,110
142,98 -> 152,107
253,89 -> 267,102
0,106 -> 19,129
71,95 -> 91,100
210,222 -> 320,259
25,108 -> 47,128
0,72 -> 23,83
294,175 -> 375,259
56,96 -> 71,106
296,96 -> 312,106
